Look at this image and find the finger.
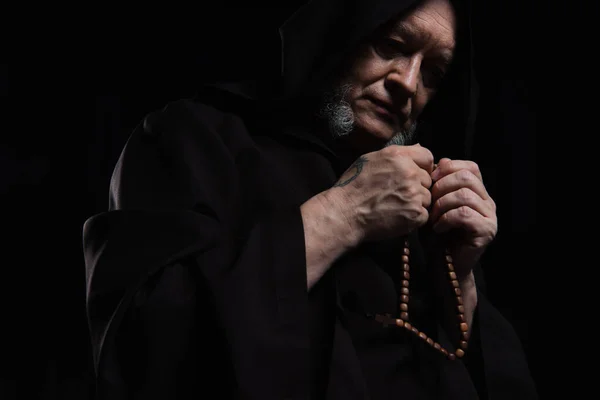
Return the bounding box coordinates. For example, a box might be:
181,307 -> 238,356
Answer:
432,206 -> 497,238
384,144 -> 433,185
416,205 -> 431,228
431,169 -> 492,203
431,159 -> 483,182
429,188 -> 494,223
420,185 -> 432,209
407,144 -> 435,174
418,167 -> 433,189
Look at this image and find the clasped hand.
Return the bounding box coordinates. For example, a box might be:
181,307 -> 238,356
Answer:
330,144 -> 497,281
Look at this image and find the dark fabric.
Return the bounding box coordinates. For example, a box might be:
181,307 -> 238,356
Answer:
83,98 -> 537,399
83,0 -> 537,398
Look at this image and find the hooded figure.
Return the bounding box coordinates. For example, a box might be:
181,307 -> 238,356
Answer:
83,0 -> 537,399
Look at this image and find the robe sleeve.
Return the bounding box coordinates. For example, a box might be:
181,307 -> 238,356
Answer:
83,99 -> 314,400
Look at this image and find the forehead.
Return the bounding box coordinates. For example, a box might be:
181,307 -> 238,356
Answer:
387,0 -> 457,49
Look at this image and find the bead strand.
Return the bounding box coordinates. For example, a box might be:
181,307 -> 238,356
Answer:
375,240 -> 468,360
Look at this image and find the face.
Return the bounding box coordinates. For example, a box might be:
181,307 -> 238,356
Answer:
326,0 -> 457,151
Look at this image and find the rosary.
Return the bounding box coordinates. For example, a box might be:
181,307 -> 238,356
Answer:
372,239 -> 469,360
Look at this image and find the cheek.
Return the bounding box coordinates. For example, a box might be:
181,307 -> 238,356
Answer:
346,55 -> 387,88
414,92 -> 432,117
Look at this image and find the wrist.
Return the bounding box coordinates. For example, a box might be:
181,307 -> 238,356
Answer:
458,271 -> 476,293
317,189 -> 363,249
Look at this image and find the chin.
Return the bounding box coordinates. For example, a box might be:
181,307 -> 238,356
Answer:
349,120 -> 395,153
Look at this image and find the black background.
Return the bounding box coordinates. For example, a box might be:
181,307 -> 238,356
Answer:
1,1 -> 538,398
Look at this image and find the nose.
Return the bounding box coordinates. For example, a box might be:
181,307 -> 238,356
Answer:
385,55 -> 422,97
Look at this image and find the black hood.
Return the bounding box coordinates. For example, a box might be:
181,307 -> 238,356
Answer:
202,0 -> 478,160
279,0 -> 478,159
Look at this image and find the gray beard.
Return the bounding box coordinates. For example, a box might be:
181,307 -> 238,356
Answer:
318,84 -> 418,147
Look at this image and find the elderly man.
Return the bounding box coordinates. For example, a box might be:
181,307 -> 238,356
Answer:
83,0 -> 537,398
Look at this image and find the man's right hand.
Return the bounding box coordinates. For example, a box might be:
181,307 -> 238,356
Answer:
322,144 -> 435,244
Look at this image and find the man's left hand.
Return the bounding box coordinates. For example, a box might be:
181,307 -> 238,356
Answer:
429,158 -> 497,280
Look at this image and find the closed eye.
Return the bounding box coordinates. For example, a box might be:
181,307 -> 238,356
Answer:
372,38 -> 407,59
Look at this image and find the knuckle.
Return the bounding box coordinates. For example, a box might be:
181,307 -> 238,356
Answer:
424,149 -> 434,164
424,174 -> 433,188
395,157 -> 413,174
383,145 -> 402,157
467,160 -> 480,173
424,191 -> 432,207
458,187 -> 473,202
458,205 -> 471,218
457,169 -> 474,182
440,158 -> 453,170
406,184 -> 420,199
440,211 -> 451,224
414,207 -> 428,223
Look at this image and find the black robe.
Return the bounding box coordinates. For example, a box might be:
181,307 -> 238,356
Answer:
83,94 -> 537,399
83,0 -> 537,398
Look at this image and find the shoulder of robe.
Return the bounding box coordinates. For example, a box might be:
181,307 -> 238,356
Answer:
141,97 -> 240,140
109,94 -> 260,214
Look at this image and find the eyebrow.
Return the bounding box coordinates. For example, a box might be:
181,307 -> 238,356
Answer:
393,21 -> 424,40
437,49 -> 454,67
388,21 -> 431,44
390,21 -> 455,66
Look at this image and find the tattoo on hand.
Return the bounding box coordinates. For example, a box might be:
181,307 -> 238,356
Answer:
333,156 -> 368,187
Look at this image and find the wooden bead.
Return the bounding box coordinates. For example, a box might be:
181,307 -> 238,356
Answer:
392,243 -> 467,362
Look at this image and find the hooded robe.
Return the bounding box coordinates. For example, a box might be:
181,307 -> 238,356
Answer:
83,0 -> 538,398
